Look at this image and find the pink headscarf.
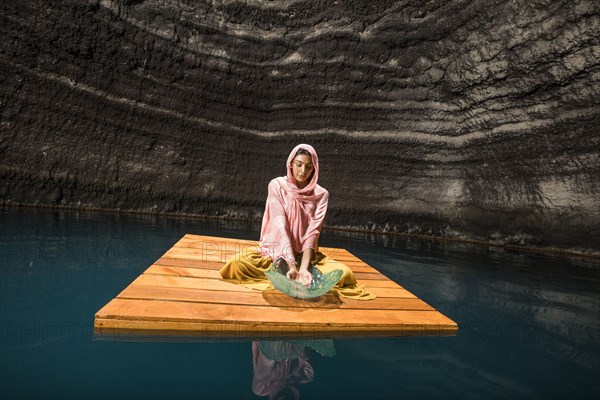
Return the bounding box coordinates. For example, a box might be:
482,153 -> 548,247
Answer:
259,144 -> 329,268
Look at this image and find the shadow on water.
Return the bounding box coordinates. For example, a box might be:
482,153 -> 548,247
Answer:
1,207 -> 599,399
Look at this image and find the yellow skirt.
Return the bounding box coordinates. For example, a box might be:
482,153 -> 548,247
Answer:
220,249 -> 375,300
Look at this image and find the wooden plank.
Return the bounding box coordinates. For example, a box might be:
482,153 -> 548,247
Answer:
94,318 -> 457,338
321,248 -> 358,258
145,263 -> 404,289
146,258 -> 402,288
327,256 -> 367,263
117,285 -> 434,311
179,234 -> 257,246
332,264 -> 381,274
353,272 -> 390,280
96,298 -> 456,328
177,235 -> 355,261
155,257 -> 224,270
174,234 -> 360,261
331,264 -> 381,274
162,248 -> 236,263
145,264 -> 393,284
131,274 -> 417,298
156,255 -> 381,275
145,265 -> 221,279
173,235 -> 260,257
355,279 -> 403,289
130,274 -> 256,293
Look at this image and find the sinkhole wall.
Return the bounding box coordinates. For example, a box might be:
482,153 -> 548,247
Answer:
1,0 -> 599,252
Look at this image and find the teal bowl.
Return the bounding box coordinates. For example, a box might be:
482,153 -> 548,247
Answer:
265,258 -> 343,299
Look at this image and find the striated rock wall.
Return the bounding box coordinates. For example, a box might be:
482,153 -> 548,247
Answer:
1,0 -> 599,251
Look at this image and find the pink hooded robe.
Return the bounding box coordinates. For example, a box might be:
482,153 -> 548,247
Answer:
220,143 -> 374,299
258,144 -> 328,268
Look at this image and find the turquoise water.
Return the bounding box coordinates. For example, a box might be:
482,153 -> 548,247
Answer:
1,208 -> 599,399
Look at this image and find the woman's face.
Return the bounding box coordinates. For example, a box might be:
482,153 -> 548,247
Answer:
291,154 -> 314,188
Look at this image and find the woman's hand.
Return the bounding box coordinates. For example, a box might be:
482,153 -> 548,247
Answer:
285,249 -> 314,286
286,265 -> 298,281
296,268 -> 313,287
286,267 -> 313,287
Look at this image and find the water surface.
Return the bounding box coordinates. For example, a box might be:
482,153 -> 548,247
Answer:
1,208 -> 598,399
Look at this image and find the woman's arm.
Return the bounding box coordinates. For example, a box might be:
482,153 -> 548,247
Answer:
287,189 -> 328,286
261,179 -> 298,268
286,248 -> 314,286
300,190 -> 328,253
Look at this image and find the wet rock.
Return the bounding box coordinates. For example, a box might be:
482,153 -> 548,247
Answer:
1,0 -> 599,252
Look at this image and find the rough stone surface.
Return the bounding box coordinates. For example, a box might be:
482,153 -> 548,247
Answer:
1,0 -> 599,252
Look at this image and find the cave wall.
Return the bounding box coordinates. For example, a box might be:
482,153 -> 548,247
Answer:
1,0 -> 599,251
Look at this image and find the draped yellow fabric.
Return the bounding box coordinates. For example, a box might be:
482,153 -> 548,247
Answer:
220,250 -> 376,300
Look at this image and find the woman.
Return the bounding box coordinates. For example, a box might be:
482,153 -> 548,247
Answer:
220,144 -> 374,300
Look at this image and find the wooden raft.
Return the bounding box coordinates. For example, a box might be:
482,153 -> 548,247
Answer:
94,234 -> 458,338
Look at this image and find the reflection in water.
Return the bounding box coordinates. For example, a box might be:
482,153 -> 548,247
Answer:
252,340 -> 335,400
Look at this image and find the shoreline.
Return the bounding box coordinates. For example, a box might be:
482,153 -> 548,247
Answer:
2,201 -> 599,260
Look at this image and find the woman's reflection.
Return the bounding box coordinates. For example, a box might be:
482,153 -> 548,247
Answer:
252,340 -> 335,400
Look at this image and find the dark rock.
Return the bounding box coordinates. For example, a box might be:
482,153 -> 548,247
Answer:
1,0 -> 599,252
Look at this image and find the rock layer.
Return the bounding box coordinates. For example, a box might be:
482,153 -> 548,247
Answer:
1,0 -> 599,251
